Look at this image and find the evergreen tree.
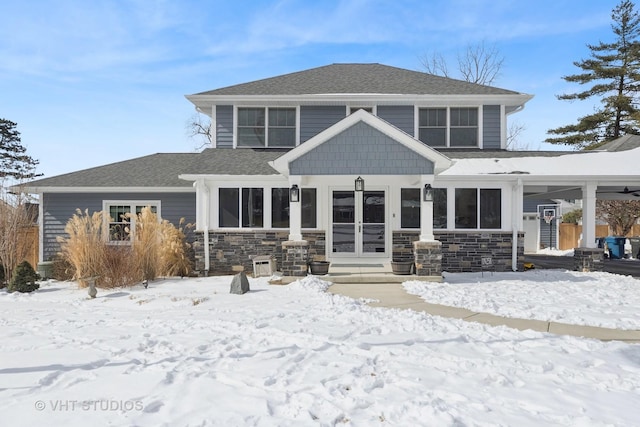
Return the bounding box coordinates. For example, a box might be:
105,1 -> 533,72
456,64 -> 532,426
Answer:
546,1 -> 640,149
8,261 -> 39,293
0,118 -> 41,181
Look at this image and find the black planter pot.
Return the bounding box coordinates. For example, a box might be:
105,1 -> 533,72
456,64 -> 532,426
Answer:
308,261 -> 331,275
391,261 -> 414,275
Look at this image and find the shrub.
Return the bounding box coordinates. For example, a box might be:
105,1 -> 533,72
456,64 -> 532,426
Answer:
100,245 -> 137,288
50,255 -> 74,281
8,261 -> 39,293
0,264 -> 5,287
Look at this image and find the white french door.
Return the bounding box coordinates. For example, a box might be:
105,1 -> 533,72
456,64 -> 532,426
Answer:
331,189 -> 387,258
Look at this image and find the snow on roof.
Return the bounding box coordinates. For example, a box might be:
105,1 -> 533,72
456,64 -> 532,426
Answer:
440,147 -> 640,178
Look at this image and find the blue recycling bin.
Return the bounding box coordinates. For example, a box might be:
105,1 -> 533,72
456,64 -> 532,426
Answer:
604,236 -> 626,259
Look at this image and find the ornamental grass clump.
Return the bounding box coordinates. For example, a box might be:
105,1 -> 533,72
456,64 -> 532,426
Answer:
58,209 -> 106,288
131,208 -> 193,280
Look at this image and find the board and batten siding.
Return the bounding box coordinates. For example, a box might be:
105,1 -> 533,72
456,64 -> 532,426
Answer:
377,105 -> 414,136
299,105 -> 346,143
216,105 -> 234,148
482,105 -> 501,149
42,192 -> 196,261
290,121 -> 434,175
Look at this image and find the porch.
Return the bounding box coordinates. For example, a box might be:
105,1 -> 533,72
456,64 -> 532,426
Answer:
277,262 -> 443,284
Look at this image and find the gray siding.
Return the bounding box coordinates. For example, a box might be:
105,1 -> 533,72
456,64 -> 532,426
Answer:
482,105 -> 501,149
377,105 -> 414,136
290,121 -> 434,175
42,192 -> 196,261
216,105 -> 233,148
300,105 -> 346,142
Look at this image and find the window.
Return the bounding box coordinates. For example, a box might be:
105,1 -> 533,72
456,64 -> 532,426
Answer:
237,107 -> 296,147
400,188 -> 447,229
272,188 -> 289,228
480,189 -> 501,228
455,188 -> 501,229
219,188 -> 240,227
219,188 -> 264,228
450,107 -> 478,147
433,188 -> 447,229
401,189 -> 420,228
104,201 -> 160,242
418,107 -> 478,147
301,188 -> 317,228
418,108 -> 446,147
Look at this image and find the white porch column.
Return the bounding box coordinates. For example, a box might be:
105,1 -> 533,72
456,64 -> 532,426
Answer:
288,177 -> 303,241
511,179 -> 524,271
419,177 -> 435,242
581,182 -> 597,249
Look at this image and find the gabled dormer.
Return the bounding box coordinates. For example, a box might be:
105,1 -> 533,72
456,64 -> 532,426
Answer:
186,63 -> 532,150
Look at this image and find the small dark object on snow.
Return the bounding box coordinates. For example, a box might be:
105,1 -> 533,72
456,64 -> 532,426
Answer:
230,271 -> 250,295
143,279 -> 148,289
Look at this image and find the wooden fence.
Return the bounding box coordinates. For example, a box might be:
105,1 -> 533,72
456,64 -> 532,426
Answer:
18,225 -> 39,269
559,223 -> 640,250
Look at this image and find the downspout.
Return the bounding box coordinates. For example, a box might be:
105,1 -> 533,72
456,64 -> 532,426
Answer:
512,178 -> 523,271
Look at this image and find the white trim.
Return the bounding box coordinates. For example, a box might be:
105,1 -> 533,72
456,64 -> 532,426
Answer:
102,200 -> 162,243
500,104 -> 507,149
186,93 -> 533,114
38,193 -> 44,263
233,106 -> 298,148
23,186 -> 194,194
211,105 -> 217,148
478,105 -> 484,149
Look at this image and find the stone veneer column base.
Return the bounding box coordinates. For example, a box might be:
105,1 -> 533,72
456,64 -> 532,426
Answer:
282,240 -> 310,277
574,247 -> 605,272
413,240 -> 443,277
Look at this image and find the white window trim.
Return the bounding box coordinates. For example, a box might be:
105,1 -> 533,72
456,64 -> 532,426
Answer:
233,106 -> 299,148
449,188 -> 502,231
415,106 -> 481,148
102,200 -> 162,244
214,185 -> 319,230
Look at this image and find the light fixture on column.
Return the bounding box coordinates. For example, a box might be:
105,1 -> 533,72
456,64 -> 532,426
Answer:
355,176 -> 364,192
424,183 -> 433,202
290,184 -> 300,202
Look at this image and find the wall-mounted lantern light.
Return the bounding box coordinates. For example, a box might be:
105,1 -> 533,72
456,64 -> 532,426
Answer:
424,183 -> 433,202
355,176 -> 364,192
290,184 -> 300,202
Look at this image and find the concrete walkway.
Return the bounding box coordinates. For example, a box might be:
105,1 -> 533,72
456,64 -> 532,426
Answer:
328,282 -> 640,343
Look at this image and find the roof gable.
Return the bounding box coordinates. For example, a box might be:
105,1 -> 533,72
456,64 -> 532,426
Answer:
272,109 -> 452,176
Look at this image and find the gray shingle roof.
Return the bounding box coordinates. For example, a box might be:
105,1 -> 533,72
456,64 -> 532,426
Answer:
591,134 -> 640,152
25,149 -> 284,189
194,63 -> 523,96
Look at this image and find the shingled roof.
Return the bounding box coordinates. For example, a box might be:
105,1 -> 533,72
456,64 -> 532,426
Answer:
24,149 -> 284,190
193,63 -> 523,97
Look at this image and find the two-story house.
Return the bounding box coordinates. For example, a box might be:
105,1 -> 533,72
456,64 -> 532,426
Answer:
23,63 -> 640,278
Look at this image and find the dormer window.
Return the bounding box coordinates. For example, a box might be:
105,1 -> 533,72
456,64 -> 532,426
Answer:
237,107 -> 296,147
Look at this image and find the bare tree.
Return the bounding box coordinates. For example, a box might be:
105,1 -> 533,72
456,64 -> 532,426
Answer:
597,199 -> 640,235
506,120 -> 529,150
419,51 -> 450,78
186,113 -> 212,150
420,41 -> 504,86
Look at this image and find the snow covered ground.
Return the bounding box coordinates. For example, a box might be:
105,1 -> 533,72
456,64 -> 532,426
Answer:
405,270 -> 640,330
1,273 -> 639,426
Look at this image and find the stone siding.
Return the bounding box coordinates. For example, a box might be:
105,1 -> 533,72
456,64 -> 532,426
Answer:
435,231 -> 525,273
194,230 -> 325,275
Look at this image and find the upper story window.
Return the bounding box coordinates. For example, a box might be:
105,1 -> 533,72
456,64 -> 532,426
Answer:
418,107 -> 478,148
237,107 -> 296,148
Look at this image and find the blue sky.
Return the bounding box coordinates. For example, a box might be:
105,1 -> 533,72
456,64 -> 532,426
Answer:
0,0 -> 618,178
